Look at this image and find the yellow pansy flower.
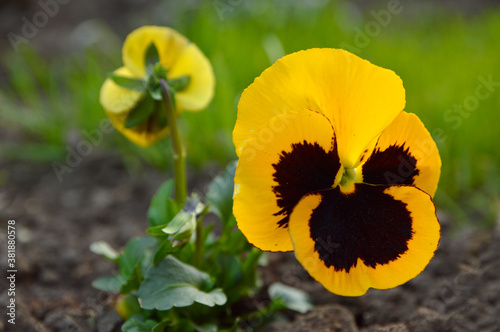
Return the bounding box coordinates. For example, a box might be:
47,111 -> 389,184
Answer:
100,26 -> 215,147
233,49 -> 441,296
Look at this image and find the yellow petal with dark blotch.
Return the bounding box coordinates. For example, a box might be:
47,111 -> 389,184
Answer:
233,109 -> 341,252
233,48 -> 405,168
289,184 -> 440,296
358,112 -> 441,197
100,67 -> 143,114
106,110 -> 169,148
168,43 -> 215,111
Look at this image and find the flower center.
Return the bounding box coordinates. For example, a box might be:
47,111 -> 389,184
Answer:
339,167 -> 356,193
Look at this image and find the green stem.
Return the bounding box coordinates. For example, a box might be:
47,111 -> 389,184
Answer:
194,214 -> 204,269
159,79 -> 186,208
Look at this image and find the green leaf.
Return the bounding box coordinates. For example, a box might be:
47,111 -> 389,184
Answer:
92,275 -> 124,292
153,237 -> 175,265
115,294 -> 143,320
192,322 -> 217,332
120,237 -> 156,277
268,282 -> 313,314
122,315 -> 157,332
89,241 -> 119,262
145,42 -> 160,69
125,95 -> 155,128
168,75 -> 191,93
206,162 -> 237,225
241,247 -> 262,281
119,237 -> 156,294
216,253 -> 242,291
152,320 -> 171,332
109,74 -> 145,92
148,180 -> 179,227
138,256 -> 227,310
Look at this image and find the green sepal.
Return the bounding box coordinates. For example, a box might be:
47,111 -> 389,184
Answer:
147,224 -> 169,237
169,75 -> 191,93
154,62 -> 168,79
162,211 -> 194,235
125,95 -> 155,128
170,215 -> 197,246
145,42 -> 160,71
154,101 -> 168,128
109,73 -> 146,92
160,195 -> 207,248
149,85 -> 163,101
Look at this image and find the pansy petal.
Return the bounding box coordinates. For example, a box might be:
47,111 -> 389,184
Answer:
100,67 -> 144,114
168,43 -> 215,111
289,184 -> 440,296
233,109 -> 342,252
122,26 -> 190,77
233,48 -> 405,168
358,112 -> 441,197
106,109 -> 169,147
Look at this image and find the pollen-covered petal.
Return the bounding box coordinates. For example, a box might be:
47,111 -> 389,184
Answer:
106,111 -> 169,147
233,48 -> 405,168
168,43 -> 215,111
100,67 -> 144,114
233,109 -> 341,252
289,184 -> 440,296
358,112 -> 441,197
122,26 -> 190,77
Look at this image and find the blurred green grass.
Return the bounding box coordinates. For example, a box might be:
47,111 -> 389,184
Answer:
1,1 -> 499,225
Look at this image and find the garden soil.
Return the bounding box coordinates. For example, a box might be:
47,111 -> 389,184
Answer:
1,154 -> 499,332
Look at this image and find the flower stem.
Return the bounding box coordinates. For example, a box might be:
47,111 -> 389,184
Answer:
194,214 -> 204,269
159,79 -> 186,208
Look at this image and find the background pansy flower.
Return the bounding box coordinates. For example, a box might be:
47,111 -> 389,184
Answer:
100,26 -> 215,147
233,48 -> 441,296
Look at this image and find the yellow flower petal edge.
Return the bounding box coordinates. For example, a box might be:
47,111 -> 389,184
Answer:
357,111 -> 441,197
233,48 -> 406,168
106,111 -> 169,148
122,25 -> 214,111
122,26 -> 189,77
289,184 -> 440,296
99,67 -> 144,114
169,43 -> 215,111
233,109 -> 341,252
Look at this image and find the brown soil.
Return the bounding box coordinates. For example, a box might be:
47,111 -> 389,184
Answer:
1,154 -> 499,332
